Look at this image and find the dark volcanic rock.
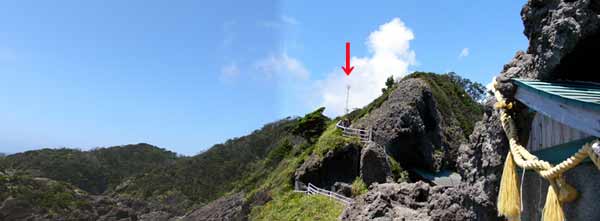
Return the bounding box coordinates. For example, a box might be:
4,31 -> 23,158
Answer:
340,182 -> 477,221
295,143 -> 361,190
334,182 -> 353,197
496,0 -> 600,97
355,78 -> 465,171
360,143 -> 393,186
181,192 -> 247,221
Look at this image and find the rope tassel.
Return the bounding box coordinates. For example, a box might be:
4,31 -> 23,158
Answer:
498,152 -> 521,220
542,184 -> 565,221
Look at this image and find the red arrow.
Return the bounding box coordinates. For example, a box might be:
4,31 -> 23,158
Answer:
342,42 -> 354,76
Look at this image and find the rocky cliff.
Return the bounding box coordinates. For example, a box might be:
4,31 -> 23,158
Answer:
343,0 -> 600,220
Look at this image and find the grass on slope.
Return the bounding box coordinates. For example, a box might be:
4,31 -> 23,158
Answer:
313,122 -> 360,156
237,120 -> 356,220
251,192 -> 344,221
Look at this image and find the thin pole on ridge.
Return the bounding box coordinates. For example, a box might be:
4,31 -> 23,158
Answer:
345,85 -> 350,115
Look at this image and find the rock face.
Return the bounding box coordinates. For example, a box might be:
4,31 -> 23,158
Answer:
342,102 -> 507,221
181,192 -> 247,221
455,101 -> 509,220
340,182 -> 477,221
295,143 -> 361,190
496,0 -> 600,97
334,182 -> 353,197
360,143 -> 393,186
355,78 -> 465,172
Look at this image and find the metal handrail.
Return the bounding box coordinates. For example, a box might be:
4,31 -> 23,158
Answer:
335,121 -> 372,143
304,183 -> 353,205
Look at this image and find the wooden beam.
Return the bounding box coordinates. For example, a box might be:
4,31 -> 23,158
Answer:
515,87 -> 600,137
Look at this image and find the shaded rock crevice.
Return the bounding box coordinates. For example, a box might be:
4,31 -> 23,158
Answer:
294,143 -> 361,190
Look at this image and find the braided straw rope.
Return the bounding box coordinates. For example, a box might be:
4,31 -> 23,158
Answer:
492,81 -> 599,221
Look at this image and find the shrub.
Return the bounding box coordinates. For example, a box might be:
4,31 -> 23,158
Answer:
292,107 -> 330,142
265,139 -> 293,167
351,177 -> 368,197
388,157 -> 409,183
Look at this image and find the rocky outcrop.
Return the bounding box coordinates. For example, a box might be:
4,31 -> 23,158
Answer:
344,0 -> 600,220
181,192 -> 247,221
334,182 -> 353,197
496,0 -> 600,97
295,143 -> 361,190
340,182 -> 477,221
360,143 -> 393,186
355,78 -> 465,172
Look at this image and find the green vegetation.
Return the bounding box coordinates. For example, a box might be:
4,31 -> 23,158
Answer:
265,138 -> 294,167
382,75 -> 395,93
251,193 -> 344,221
405,72 -> 484,136
447,72 -> 486,102
292,107 -> 330,142
0,143 -> 177,194
388,157 -> 409,183
0,170 -> 90,216
313,123 -> 360,156
116,118 -> 301,212
351,177 -> 368,197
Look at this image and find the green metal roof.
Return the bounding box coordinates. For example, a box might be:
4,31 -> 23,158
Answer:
513,79 -> 600,111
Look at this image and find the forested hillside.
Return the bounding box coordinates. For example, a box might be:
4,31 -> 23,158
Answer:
0,143 -> 177,194
114,118 -> 306,212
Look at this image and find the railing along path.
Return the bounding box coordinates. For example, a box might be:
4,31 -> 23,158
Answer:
335,121 -> 372,144
295,183 -> 353,205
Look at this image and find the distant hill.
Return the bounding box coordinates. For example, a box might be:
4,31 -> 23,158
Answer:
0,143 -> 177,194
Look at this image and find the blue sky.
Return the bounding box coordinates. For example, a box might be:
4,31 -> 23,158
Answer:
0,1 -> 527,155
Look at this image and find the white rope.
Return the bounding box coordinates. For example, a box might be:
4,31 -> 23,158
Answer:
593,142 -> 600,156
520,168 -> 526,212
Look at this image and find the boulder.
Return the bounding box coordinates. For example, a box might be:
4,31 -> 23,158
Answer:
333,182 -> 353,197
360,143 -> 393,186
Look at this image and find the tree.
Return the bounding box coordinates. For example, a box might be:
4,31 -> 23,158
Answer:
292,107 -> 330,142
447,72 -> 486,102
382,76 -> 395,93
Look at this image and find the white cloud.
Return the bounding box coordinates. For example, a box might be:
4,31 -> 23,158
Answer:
220,63 -> 240,82
459,48 -> 469,59
317,18 -> 417,116
254,53 -> 309,80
